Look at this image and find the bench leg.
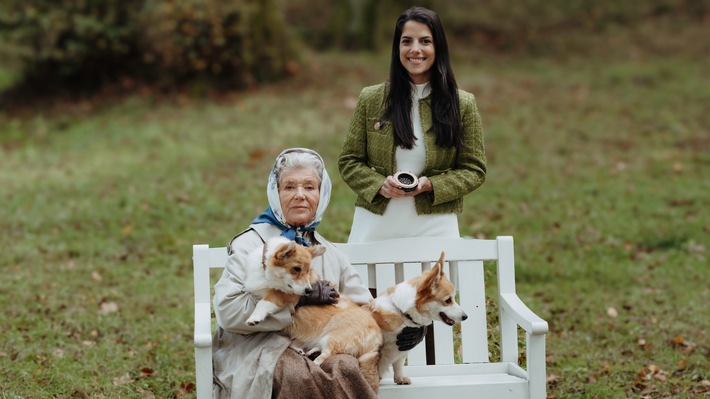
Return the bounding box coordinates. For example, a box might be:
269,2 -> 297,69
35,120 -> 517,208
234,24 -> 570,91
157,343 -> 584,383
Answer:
195,345 -> 213,399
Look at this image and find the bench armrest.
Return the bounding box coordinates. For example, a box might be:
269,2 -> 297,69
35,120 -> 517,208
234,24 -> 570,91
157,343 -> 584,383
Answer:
500,292 -> 548,335
194,302 -> 213,348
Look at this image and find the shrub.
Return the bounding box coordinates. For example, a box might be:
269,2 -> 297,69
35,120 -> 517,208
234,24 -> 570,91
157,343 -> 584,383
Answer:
139,0 -> 297,90
0,0 -> 143,93
0,0 -> 297,95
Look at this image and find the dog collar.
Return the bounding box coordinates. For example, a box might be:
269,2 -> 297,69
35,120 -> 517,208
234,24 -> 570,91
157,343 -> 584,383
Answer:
404,312 -> 421,325
398,306 -> 423,326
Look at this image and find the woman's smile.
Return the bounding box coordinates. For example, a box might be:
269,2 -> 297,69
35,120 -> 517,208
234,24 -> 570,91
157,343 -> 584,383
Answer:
399,20 -> 435,84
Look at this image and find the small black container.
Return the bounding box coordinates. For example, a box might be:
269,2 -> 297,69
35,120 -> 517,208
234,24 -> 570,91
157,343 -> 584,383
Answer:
394,171 -> 418,192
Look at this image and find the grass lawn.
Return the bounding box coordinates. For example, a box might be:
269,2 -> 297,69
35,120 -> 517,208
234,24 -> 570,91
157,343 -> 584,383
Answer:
1,17 -> 709,398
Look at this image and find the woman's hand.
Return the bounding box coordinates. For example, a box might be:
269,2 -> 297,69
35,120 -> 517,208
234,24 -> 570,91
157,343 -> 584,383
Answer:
297,280 -> 340,307
396,325 -> 428,351
378,175 -> 432,198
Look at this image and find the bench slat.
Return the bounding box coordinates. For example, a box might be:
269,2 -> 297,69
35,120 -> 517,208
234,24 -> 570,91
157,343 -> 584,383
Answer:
335,237 -> 498,264
458,259 -> 489,363
375,263 -> 397,297
402,262 -> 427,366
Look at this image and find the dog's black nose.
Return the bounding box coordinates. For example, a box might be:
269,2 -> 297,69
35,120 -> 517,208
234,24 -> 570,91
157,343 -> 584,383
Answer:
462,314 -> 468,321
305,287 -> 313,294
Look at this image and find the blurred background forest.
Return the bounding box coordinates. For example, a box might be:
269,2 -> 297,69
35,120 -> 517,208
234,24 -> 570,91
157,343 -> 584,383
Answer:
0,0 -> 706,100
1,1 -> 709,398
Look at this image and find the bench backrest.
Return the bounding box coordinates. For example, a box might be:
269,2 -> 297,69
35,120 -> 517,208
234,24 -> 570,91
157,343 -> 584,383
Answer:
334,236 -> 500,366
194,236 -> 516,368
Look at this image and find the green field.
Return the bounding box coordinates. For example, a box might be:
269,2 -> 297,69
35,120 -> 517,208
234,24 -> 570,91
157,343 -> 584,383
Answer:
1,18 -> 709,398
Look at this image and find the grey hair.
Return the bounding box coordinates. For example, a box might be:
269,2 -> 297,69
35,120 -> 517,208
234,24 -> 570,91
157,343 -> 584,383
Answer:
274,150 -> 324,186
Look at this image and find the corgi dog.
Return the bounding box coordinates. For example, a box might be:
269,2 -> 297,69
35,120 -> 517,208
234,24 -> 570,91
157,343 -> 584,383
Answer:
368,251 -> 468,385
244,236 -> 324,326
284,293 -> 383,393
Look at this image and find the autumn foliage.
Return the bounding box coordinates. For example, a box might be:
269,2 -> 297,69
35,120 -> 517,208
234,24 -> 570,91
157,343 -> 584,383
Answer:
0,0 -> 295,94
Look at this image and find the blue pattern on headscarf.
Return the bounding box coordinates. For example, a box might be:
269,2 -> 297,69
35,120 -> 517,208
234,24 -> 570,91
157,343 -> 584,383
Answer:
252,206 -> 320,246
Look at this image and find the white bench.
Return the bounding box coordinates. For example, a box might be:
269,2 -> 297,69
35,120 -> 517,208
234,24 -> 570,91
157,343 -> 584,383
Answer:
193,236 -> 548,399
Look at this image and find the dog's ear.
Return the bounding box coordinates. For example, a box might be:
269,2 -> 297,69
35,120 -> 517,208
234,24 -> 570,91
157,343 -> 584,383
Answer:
426,251 -> 446,288
274,241 -> 297,261
309,245 -> 326,258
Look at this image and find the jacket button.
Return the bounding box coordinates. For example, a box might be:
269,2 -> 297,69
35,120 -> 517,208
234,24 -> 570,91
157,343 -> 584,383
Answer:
371,167 -> 376,171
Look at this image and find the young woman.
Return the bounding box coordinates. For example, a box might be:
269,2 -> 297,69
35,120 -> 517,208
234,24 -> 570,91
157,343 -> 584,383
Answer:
339,6 -> 486,243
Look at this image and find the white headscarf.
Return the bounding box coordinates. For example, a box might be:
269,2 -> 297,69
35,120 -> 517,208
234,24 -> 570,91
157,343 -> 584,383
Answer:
263,148 -> 332,231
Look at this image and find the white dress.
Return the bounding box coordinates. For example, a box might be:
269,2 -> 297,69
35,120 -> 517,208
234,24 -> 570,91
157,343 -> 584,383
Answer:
347,83 -> 460,243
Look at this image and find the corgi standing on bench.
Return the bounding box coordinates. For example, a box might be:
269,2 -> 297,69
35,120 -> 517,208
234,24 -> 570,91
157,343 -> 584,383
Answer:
368,251 -> 468,385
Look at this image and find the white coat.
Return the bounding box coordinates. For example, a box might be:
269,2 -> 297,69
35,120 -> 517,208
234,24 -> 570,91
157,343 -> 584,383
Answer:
212,223 -> 372,399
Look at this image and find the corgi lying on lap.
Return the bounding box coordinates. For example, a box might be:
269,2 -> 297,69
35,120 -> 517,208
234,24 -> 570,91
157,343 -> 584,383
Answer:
243,236 -> 382,393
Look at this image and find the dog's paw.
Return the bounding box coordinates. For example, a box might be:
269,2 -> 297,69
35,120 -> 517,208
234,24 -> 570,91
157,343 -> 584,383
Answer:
394,376 -> 412,385
245,318 -> 262,326
306,347 -> 322,357
292,347 -> 307,356
312,353 -> 330,366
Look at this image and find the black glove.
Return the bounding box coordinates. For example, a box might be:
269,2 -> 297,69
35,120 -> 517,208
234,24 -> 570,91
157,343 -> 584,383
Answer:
297,280 -> 339,307
396,325 -> 428,351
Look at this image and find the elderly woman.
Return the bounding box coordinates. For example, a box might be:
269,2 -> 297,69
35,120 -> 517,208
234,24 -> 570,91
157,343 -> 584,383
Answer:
212,148 -> 380,399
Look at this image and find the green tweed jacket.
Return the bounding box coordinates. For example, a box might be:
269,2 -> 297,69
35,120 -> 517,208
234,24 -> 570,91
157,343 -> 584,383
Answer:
338,82 -> 486,216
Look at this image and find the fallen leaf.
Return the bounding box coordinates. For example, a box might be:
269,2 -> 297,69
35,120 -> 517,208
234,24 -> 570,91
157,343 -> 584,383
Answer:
248,149 -> 265,164
139,367 -> 154,378
601,362 -> 611,374
633,380 -> 647,391
176,382 -> 196,396
99,301 -> 119,315
113,373 -> 132,386
136,387 -> 156,399
545,354 -> 556,366
607,307 -> 618,318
